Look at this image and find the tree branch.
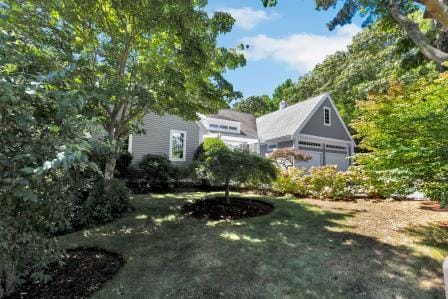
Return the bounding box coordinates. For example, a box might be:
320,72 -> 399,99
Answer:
388,0 -> 448,64
420,0 -> 448,28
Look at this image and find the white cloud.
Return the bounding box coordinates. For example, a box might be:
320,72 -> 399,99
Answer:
221,7 -> 279,30
241,24 -> 362,73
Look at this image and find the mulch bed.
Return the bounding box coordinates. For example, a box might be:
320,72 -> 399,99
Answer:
182,196 -> 274,220
9,247 -> 124,299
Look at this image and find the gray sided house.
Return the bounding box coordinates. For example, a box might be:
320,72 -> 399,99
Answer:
128,93 -> 355,170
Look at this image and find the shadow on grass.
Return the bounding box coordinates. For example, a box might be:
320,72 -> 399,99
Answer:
61,193 -> 445,299
404,224 -> 448,255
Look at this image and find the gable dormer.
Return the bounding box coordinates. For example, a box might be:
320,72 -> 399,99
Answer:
204,117 -> 241,134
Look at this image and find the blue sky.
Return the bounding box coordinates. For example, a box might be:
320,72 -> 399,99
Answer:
206,0 -> 364,99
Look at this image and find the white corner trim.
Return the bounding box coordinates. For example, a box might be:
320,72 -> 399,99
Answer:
169,129 -> 187,162
324,106 -> 331,126
128,134 -> 133,154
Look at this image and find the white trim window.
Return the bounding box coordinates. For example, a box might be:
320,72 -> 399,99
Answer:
169,130 -> 186,161
324,107 -> 331,126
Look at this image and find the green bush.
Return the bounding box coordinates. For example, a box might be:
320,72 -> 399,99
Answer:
75,178 -> 131,226
195,138 -> 277,202
272,168 -> 308,196
116,151 -> 133,178
273,165 -> 357,200
423,181 -> 448,207
170,165 -> 194,182
139,154 -> 172,191
345,166 -> 407,198
308,165 -> 354,200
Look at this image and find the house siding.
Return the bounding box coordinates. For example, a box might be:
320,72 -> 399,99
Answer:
130,113 -> 200,166
260,144 -> 268,156
299,98 -> 352,141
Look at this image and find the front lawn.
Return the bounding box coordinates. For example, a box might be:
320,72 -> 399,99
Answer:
60,193 -> 448,298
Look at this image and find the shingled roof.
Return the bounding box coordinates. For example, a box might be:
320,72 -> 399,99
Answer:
256,93 -> 327,141
207,109 -> 258,139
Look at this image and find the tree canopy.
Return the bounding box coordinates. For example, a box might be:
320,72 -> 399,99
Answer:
234,95 -> 276,117
352,73 -> 448,206
271,15 -> 437,123
196,138 -> 277,203
0,23 -> 91,296
4,0 -> 245,179
262,0 -> 448,65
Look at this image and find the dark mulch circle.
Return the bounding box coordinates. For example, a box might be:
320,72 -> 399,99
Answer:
181,196 -> 274,220
9,247 -> 124,299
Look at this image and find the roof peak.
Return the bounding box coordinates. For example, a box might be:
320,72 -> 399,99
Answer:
257,93 -> 328,120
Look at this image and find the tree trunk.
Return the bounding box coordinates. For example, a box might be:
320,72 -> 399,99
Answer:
421,0 -> 448,28
388,1 -> 448,65
224,179 -> 230,204
104,157 -> 117,181
437,27 -> 448,71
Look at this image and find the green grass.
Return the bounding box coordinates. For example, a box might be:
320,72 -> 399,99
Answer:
60,193 -> 445,298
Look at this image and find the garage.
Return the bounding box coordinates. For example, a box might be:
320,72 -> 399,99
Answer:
325,152 -> 349,171
296,151 -> 322,169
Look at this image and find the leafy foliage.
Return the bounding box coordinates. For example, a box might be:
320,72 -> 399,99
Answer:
272,168 -> 308,196
115,151 -> 133,178
352,73 -> 448,206
262,0 -> 448,65
272,165 -> 399,200
272,16 -> 437,123
234,95 -> 277,116
268,148 -> 311,170
75,178 -> 131,226
196,138 -> 277,202
0,23 -> 91,296
307,165 -> 355,200
139,154 -> 172,191
5,0 -> 246,179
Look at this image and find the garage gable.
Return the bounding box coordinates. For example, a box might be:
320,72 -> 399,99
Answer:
298,96 -> 354,143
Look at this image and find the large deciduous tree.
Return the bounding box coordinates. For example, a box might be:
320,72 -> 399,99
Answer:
0,25 -> 91,296
271,15 -> 437,122
6,0 -> 245,179
263,0 -> 448,65
234,95 -> 276,116
352,73 -> 448,206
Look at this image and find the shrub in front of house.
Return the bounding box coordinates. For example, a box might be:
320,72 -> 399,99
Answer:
423,181 -> 448,207
73,177 -> 131,227
272,165 -> 359,200
307,165 -> 354,200
345,166 -> 409,198
116,151 -> 133,178
139,154 -> 172,191
271,164 -> 410,200
272,167 -> 308,196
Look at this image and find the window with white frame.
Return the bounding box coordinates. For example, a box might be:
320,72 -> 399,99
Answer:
267,143 -> 277,152
298,141 -> 321,148
324,107 -> 331,126
169,130 -> 186,161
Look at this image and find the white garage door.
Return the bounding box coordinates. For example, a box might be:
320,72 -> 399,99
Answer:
296,151 -> 322,169
326,153 -> 349,171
